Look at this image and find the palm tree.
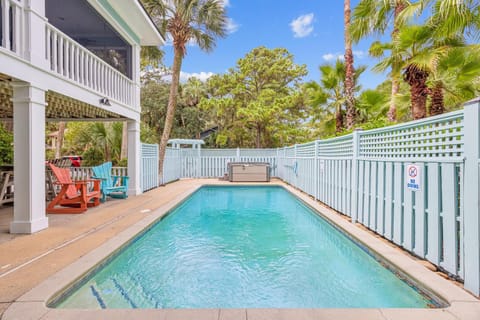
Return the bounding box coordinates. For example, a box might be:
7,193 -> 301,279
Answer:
141,0 -> 227,181
351,0 -> 418,122
308,60 -> 366,134
344,0 -> 356,129
370,25 -> 437,120
140,46 -> 164,70
428,47 -> 480,115
425,0 -> 480,114
182,77 -> 206,106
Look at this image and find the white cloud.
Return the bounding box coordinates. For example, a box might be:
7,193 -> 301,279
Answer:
226,18 -> 240,34
219,0 -> 230,7
290,13 -> 314,38
353,50 -> 366,59
179,71 -> 215,82
322,53 -> 344,62
322,51 -> 366,62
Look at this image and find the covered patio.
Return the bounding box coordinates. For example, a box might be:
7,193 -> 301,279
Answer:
0,0 -> 163,234
0,77 -> 142,234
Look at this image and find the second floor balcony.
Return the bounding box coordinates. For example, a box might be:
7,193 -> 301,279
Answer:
0,0 -> 161,111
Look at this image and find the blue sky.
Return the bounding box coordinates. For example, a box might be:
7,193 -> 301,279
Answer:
163,0 -> 388,89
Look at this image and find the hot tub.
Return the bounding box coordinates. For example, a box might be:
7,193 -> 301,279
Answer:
228,162 -> 270,182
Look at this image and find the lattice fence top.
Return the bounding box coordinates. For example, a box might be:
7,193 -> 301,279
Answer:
318,135 -> 353,158
240,149 -> 277,157
296,142 -> 316,157
201,149 -> 237,157
141,143 -> 158,157
283,146 -> 295,157
359,111 -> 464,161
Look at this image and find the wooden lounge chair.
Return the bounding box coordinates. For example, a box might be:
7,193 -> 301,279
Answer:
91,162 -> 129,202
47,163 -> 101,214
0,170 -> 14,206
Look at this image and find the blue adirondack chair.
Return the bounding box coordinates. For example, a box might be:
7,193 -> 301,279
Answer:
91,162 -> 129,202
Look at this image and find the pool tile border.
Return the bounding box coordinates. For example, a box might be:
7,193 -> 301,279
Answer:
3,180 -> 480,320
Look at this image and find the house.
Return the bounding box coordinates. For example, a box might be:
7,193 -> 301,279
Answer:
0,0 -> 163,233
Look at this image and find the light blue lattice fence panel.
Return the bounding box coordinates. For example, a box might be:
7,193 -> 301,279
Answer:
141,143 -> 159,191
358,111 -> 464,161
355,111 -> 465,278
315,136 -> 354,215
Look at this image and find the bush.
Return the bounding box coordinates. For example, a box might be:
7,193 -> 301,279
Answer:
0,126 -> 13,164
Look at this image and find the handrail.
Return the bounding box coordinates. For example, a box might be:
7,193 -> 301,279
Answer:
45,23 -> 135,107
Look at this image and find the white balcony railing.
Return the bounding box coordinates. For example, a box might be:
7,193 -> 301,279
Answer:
2,2 -> 136,109
1,0 -> 24,56
45,24 -> 134,107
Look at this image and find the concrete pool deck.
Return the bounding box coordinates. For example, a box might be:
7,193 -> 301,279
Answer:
0,179 -> 479,319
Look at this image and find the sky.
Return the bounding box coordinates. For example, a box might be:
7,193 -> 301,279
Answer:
162,0 -> 389,89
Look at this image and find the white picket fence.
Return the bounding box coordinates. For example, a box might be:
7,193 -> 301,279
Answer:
160,100 -> 480,296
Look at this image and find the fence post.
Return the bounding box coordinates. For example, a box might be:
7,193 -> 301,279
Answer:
196,145 -> 201,178
236,147 -> 240,162
276,148 -> 279,178
463,98 -> 480,296
314,140 -> 319,200
351,129 -> 362,223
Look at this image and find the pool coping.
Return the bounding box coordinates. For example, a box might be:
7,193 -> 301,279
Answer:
3,180 -> 480,320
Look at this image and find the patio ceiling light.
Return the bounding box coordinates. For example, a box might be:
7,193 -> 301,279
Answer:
99,97 -> 111,106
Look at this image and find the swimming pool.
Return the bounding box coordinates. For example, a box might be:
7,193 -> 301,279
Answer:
53,186 -> 438,309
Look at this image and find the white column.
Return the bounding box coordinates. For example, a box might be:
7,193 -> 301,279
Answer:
10,81 -> 48,234
25,0 -> 48,68
463,98 -> 480,296
127,120 -> 141,196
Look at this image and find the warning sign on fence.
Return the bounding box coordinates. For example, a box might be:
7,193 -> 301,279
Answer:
406,164 -> 420,191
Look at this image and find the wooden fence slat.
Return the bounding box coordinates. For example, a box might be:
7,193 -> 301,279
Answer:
441,163 -> 457,274
426,163 -> 440,265
393,162 -> 403,245
358,161 -> 365,224
384,162 -> 394,240
376,162 -> 385,235
364,161 -> 371,227
369,161 -> 377,230
414,163 -> 426,258
403,185 -> 414,251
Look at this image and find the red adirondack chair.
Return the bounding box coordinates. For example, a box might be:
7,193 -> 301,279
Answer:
47,163 -> 101,214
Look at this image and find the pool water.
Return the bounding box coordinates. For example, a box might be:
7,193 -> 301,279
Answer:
55,186 -> 436,308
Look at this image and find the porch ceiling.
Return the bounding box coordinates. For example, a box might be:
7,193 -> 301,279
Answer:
0,79 -> 126,121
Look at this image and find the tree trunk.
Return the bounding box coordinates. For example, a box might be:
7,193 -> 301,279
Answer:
429,82 -> 444,116
388,77 -> 400,122
404,65 -> 428,120
120,121 -> 128,160
158,49 -> 183,183
388,1 -> 407,122
336,107 -> 344,133
55,122 -> 66,159
344,0 -> 356,130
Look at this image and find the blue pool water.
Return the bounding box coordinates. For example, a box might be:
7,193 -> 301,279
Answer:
55,186 -> 436,308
